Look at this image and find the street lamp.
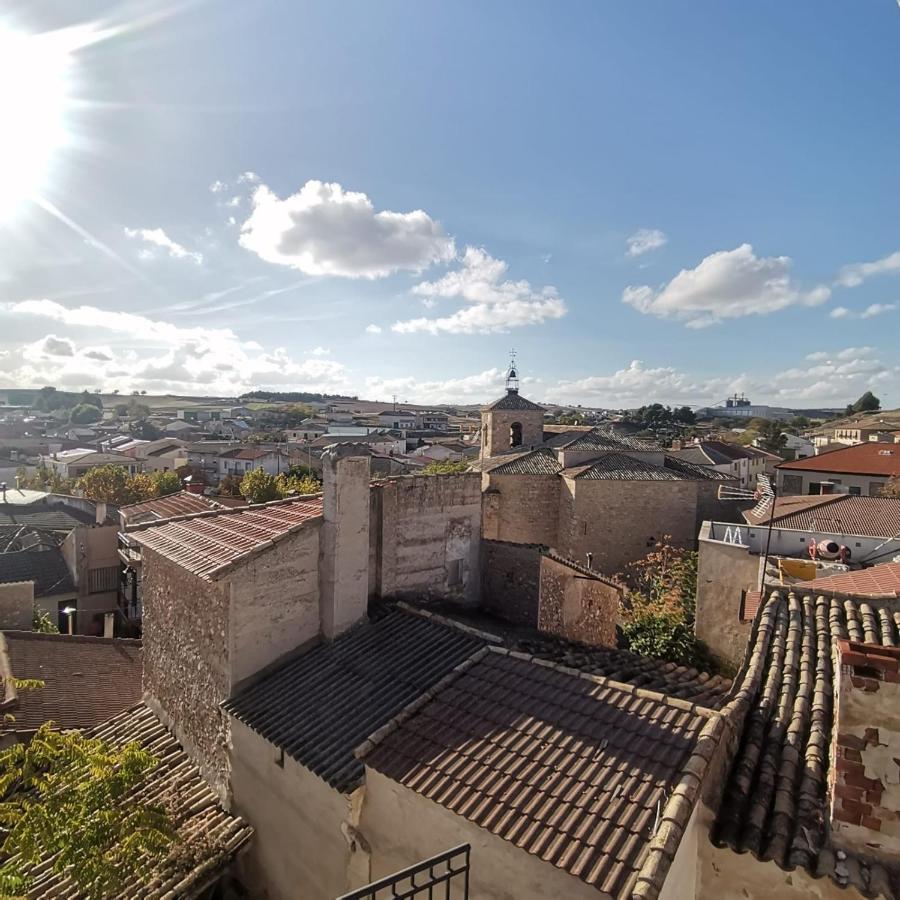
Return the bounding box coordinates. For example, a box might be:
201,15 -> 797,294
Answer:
61,605 -> 76,635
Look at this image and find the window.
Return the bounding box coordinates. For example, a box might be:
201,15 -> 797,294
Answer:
781,473 -> 803,494
447,559 -> 463,586
848,486 -> 861,496
509,421 -> 523,447
88,566 -> 119,594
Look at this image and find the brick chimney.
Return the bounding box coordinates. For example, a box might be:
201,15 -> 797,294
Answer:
319,445 -> 370,640
830,639 -> 900,863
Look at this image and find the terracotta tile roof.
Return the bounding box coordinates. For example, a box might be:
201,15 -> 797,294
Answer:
777,442 -> 900,477
219,447 -> 277,460
712,589 -> 900,896
744,494 -> 900,539
489,448 -> 563,476
567,453 -> 691,481
483,390 -> 546,412
131,496 -> 324,580
0,548 -> 75,597
10,704 -> 252,898
548,428 -> 661,453
361,648 -> 714,899
808,562 -> 900,597
120,490 -> 221,527
0,631 -> 142,734
223,608 -> 484,792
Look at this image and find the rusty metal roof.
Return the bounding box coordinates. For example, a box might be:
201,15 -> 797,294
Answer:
132,497 -> 324,579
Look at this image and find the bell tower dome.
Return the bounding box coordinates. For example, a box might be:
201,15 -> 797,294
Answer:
480,353 -> 545,459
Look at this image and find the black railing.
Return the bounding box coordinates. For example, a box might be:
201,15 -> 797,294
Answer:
337,844 -> 470,900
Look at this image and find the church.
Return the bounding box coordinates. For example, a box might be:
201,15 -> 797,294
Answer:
475,361 -> 735,575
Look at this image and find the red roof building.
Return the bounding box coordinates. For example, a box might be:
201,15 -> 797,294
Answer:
776,442 -> 900,497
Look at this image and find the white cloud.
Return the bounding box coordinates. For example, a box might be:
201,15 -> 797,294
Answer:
124,227 -> 203,264
239,180 -> 455,278
622,243 -> 830,328
836,250 -> 900,288
226,196 -> 241,208
393,246 -> 567,335
209,180 -> 227,193
237,171 -> 260,184
310,346 -> 330,356
830,303 -> 895,320
365,324 -> 382,334
365,368 -> 510,405
552,360 -> 704,406
1,299 -> 350,396
626,228 -> 667,258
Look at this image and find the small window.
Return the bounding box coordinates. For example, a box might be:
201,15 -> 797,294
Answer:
848,486 -> 861,496
510,421 -> 523,447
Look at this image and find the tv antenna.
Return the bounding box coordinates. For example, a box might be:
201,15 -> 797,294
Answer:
717,474 -> 777,591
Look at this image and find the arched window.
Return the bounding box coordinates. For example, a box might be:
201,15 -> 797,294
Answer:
510,421 -> 523,447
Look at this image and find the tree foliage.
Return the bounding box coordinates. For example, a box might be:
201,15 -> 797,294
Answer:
239,468 -> 280,503
882,476 -> 900,499
274,472 -> 321,496
624,404 -> 695,430
150,470 -> 182,496
618,539 -> 713,671
846,391 -> 880,415
68,403 -> 103,425
77,465 -> 182,505
17,464 -> 73,495
422,460 -> 470,474
31,608 -> 59,634
0,725 -> 174,898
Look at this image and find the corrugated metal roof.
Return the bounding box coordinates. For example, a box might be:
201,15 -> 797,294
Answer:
363,649 -> 711,899
713,589 -> 899,895
568,453 -> 690,481
483,390 -> 546,412
489,448 -> 563,475
120,490 -> 220,526
745,494 -> 900,538
11,704 -> 253,898
223,608 -> 484,792
1,631 -> 142,733
778,442 -> 900,476
132,497 -> 323,579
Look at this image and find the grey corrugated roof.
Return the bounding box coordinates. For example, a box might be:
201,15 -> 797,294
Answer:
568,453 -> 691,481
223,609 -> 484,792
489,448 -> 563,475
0,548 -> 75,597
0,502 -> 93,531
483,390 -> 545,412
663,455 -> 735,481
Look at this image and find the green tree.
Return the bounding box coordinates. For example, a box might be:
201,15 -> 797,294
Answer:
275,472 -> 321,497
881,476 -> 900,499
0,724 -> 174,898
18,464 -> 73,495
150,470 -> 182,496
753,419 -> 787,454
69,403 -> 103,425
422,460 -> 470,474
847,391 -> 880,414
77,466 -> 133,504
31,608 -> 59,633
240,468 -> 279,503
126,473 -> 156,504
219,473 -> 242,497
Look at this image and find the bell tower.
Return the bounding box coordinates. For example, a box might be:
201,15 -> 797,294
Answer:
480,353 -> 545,458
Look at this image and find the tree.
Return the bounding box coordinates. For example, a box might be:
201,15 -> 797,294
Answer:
753,419 -> 787,454
618,539 -> 713,671
127,473 -> 156,503
127,399 -> 151,420
239,468 -> 279,504
18,464 -> 73,495
79,390 -> 102,409
150,471 -> 182,497
881,476 -> 900,499
69,403 -> 103,425
130,419 -> 161,440
847,391 -> 881,414
422,460 -> 470,475
32,608 -> 59,633
0,724 -> 174,898
219,474 -> 242,497
275,472 -> 321,497
77,466 -> 134,504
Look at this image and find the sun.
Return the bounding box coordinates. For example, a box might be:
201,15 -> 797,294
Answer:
0,25 -> 83,220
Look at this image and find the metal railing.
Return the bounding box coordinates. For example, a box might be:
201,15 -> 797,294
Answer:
337,844 -> 470,900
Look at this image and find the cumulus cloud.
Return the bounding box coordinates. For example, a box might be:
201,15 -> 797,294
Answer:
392,246 -> 567,335
622,243 -> 830,328
365,368 -> 511,405
626,228 -> 667,257
365,324 -> 382,334
830,303 -> 895,320
836,250 -> 900,288
124,227 -> 203,264
1,300 -> 350,396
552,360 -> 703,406
310,346 -> 330,356
239,180 -> 456,278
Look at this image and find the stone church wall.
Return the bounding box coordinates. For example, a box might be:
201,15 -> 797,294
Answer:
483,408 -> 543,457
481,472 -> 560,547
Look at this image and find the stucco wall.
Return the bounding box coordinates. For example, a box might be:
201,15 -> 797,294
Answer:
777,469 -> 888,497
482,407 -> 544,458
563,478 -> 699,577
481,473 -> 560,546
480,540 -> 542,626
229,719 -> 355,900
360,767 -> 604,900
537,555 -> 619,647
141,546 -> 232,794
695,528 -> 762,669
227,524 -> 321,687
372,474 -> 481,605
0,581 -> 33,630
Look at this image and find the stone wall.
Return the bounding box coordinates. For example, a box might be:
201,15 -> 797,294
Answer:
561,478 -> 699,578
831,640 -> 900,862
371,474 -> 481,606
695,526 -> 762,669
0,581 -> 33,631
482,407 -> 543,458
480,540 -> 542,626
141,546 -> 232,796
480,473 -> 560,546
537,554 -> 620,647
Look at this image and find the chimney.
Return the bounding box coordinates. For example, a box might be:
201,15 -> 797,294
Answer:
830,639 -> 900,864
319,444 -> 370,640
95,501 -> 107,525
103,612 -> 115,639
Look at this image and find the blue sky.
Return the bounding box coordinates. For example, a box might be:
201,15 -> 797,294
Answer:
1,0 -> 898,408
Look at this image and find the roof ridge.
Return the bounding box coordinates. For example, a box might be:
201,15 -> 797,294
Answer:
1,630 -> 142,647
